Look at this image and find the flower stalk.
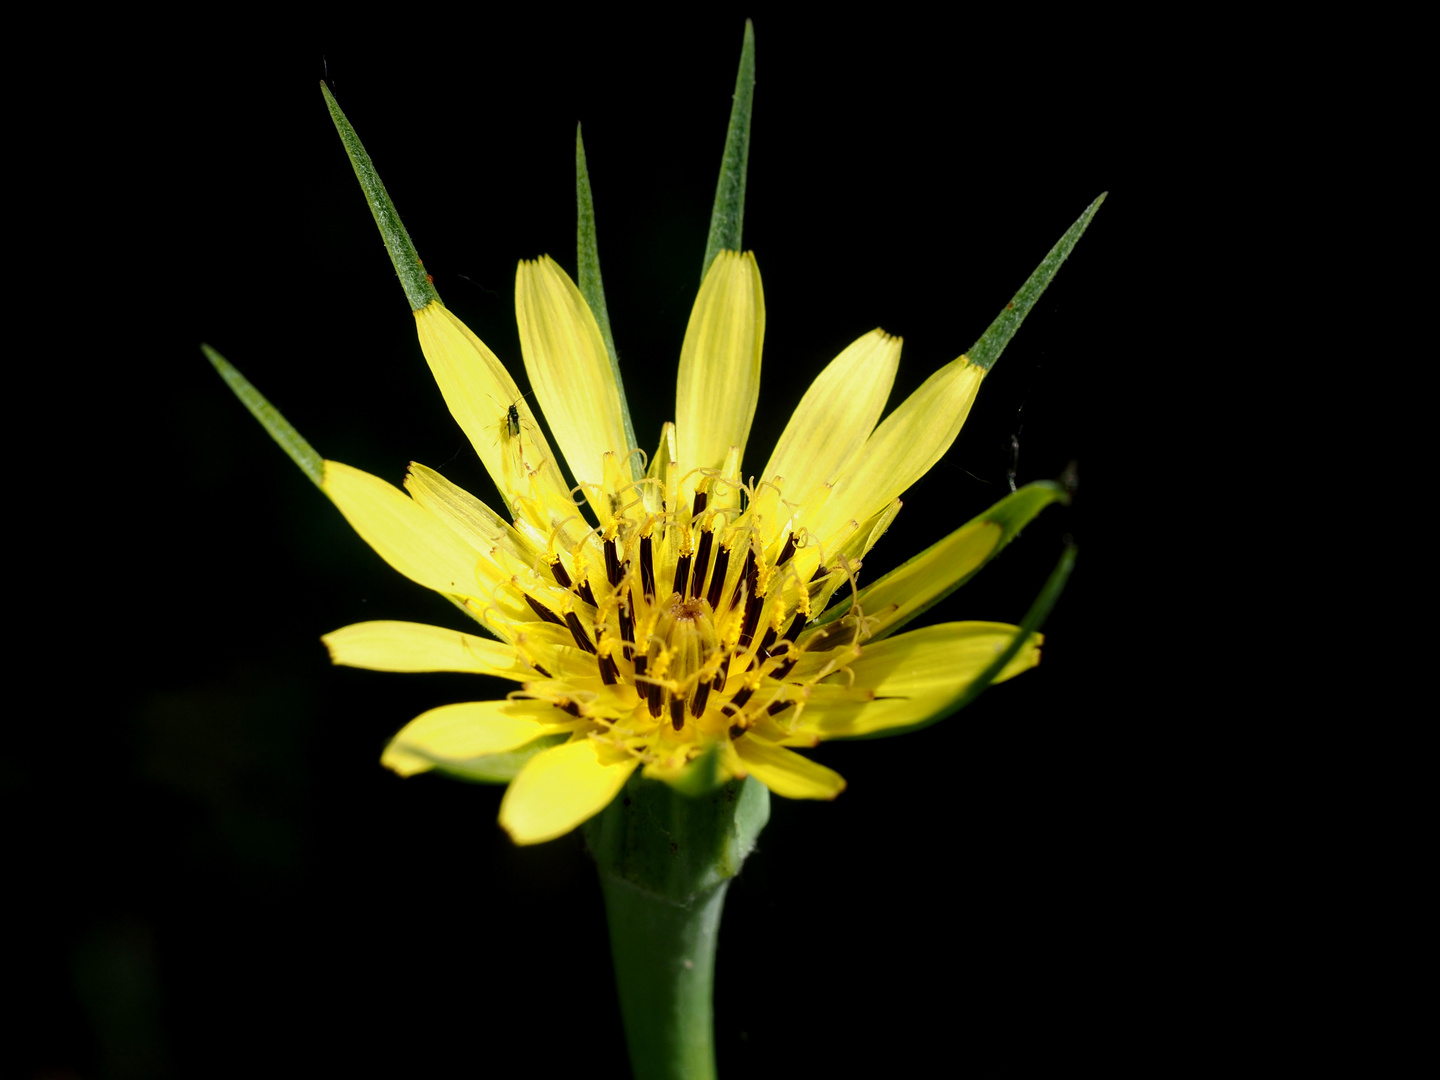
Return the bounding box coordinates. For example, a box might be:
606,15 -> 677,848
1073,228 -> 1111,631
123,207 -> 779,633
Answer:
585,772 -> 769,1080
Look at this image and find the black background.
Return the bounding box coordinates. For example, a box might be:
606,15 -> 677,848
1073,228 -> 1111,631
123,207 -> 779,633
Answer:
19,12 -> 1154,1077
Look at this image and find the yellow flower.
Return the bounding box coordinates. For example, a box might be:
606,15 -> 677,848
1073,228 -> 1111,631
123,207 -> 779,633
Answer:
317,249 -> 1046,845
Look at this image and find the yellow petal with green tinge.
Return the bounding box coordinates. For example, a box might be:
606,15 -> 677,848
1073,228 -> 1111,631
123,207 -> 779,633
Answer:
382,699 -> 565,777
733,737 -> 846,800
500,738 -> 639,845
676,250 -> 765,472
798,621 -> 1041,739
515,257 -> 628,498
323,459 -> 487,598
818,355 -> 984,538
826,520 -> 1002,642
761,329 -> 900,509
322,620 -> 533,677
413,301 -> 557,497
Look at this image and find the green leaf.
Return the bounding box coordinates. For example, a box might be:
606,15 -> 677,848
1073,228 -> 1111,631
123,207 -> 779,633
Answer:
576,124 -> 639,480
203,344 -> 323,487
809,479 -> 1070,639
321,83 -> 441,312
967,192 -> 1106,371
700,20 -> 755,281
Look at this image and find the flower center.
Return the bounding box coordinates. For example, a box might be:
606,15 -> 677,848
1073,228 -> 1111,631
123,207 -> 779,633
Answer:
646,593 -> 722,730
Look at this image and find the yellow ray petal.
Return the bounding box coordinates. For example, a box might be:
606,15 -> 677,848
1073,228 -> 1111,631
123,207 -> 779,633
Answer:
732,737 -> 846,800
322,459 -> 487,599
798,622 -> 1041,739
761,329 -> 901,510
403,463 -> 533,564
412,300 -> 559,497
515,257 -> 628,503
817,354 -> 984,539
499,738 -> 638,845
322,620 -> 536,678
382,699 -> 567,777
676,250 -> 765,472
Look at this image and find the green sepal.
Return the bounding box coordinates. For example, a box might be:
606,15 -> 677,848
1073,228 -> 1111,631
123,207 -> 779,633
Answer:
700,20 -> 755,281
659,741 -> 724,798
967,192 -> 1106,371
585,772 -> 769,903
838,544 -> 1077,742
407,733 -> 569,785
576,124 -> 639,480
810,479 -> 1069,639
321,83 -> 441,312
204,345 -> 323,487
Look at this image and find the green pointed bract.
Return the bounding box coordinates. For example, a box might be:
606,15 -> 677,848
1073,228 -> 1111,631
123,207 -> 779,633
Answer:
203,345 -> 323,487
321,83 -> 441,312
576,124 -> 639,480
811,479 -> 1071,639
967,192 -> 1107,371
844,545 -> 1077,743
700,20 -> 755,280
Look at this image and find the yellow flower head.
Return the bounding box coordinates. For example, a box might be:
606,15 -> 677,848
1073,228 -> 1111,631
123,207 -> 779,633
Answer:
318,243 -> 1051,845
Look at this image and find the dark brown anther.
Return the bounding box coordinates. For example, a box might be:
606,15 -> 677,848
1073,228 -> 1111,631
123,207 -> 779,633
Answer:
669,696 -> 686,731
618,597 -> 636,661
690,679 -> 712,717
559,699 -> 583,717
647,679 -> 664,718
783,611 -> 806,641
692,489 -> 708,518
772,650 -> 798,680
755,625 -> 778,661
577,578 -> 597,607
712,662 -> 728,695
728,547 -> 757,614
531,662 -> 553,678
690,530 -> 713,600
604,537 -> 622,587
728,723 -> 746,740
775,533 -> 796,567
739,589 -> 763,650
640,536 -> 656,602
549,559 -> 573,590
597,652 -> 618,685
766,700 -> 790,716
672,553 -> 692,598
706,544 -> 731,609
728,685 -> 754,710
525,595 -> 566,625
564,611 -> 597,654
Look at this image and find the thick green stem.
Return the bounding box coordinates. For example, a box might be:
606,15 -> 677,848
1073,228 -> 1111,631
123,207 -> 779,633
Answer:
585,772 -> 769,1080
600,876 -> 728,1080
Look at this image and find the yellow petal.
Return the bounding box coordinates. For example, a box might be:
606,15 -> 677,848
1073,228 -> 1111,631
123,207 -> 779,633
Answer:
322,459 -> 486,598
515,257 -> 628,502
382,699 -> 565,777
817,355 -> 984,539
761,329 -> 901,509
798,622 -> 1041,739
676,251 -> 765,472
732,737 -> 846,800
403,463 -> 535,566
499,738 -> 638,845
322,620 -> 534,678
413,300 -> 559,497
